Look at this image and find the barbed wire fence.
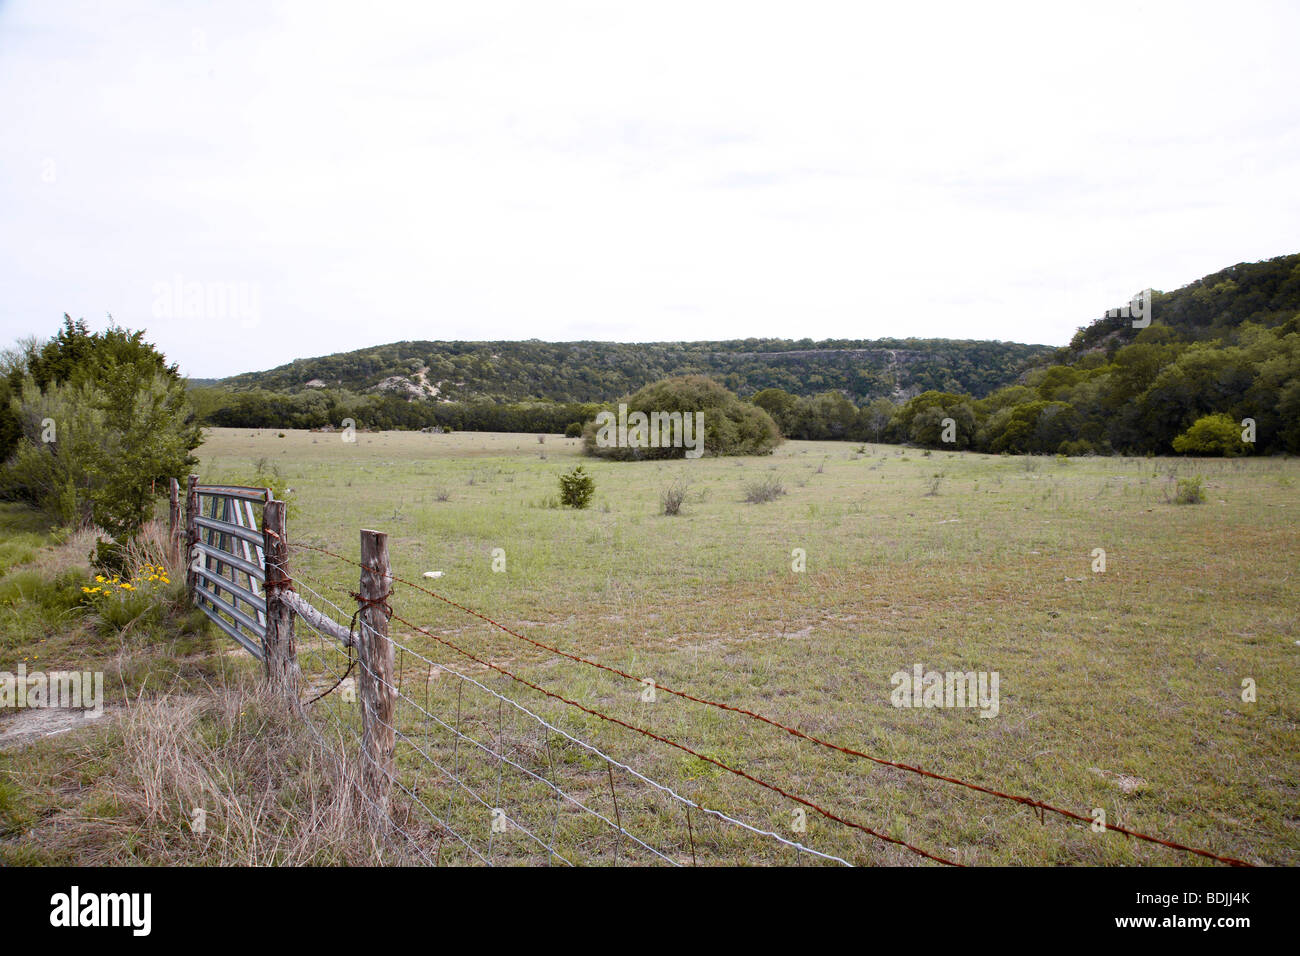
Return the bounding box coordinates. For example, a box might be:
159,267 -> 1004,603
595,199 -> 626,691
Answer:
279,540 -> 862,866
177,475 -> 1255,868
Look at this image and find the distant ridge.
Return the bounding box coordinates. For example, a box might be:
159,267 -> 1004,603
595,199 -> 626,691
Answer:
217,336 -> 1054,405
205,254 -> 1300,420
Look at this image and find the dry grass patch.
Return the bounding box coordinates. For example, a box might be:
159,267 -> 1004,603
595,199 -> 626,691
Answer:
2,680 -> 431,865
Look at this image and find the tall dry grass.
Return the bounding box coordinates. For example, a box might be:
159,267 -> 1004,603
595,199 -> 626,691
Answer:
16,680 -> 435,866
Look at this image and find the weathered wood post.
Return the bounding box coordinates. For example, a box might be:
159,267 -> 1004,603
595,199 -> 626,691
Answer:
358,529 -> 395,811
261,499 -> 299,703
168,478 -> 181,566
184,474 -> 199,598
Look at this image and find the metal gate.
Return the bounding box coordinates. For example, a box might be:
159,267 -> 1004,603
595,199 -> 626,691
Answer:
190,483 -> 271,659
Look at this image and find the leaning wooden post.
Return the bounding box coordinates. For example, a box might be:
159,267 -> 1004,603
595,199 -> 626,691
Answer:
168,478 -> 181,566
184,474 -> 199,598
261,500 -> 300,703
358,529 -> 395,811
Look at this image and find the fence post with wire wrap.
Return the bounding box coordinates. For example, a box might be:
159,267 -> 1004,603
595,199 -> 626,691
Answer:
357,529 -> 396,811
262,499 -> 300,702
184,474 -> 199,595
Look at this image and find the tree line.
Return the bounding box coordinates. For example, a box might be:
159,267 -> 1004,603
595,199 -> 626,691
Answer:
190,385 -> 603,435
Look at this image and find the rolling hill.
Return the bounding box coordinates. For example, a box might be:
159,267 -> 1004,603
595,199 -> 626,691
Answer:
216,337 -> 1055,405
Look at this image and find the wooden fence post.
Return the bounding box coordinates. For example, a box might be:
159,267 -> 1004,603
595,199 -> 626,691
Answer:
261,500 -> 299,702
357,529 -> 395,811
185,474 -> 199,597
168,478 -> 181,566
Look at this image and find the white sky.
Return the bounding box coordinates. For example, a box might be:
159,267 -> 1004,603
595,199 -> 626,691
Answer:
2,0 -> 1297,378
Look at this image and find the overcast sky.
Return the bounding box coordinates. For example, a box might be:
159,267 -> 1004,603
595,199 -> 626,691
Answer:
2,1 -> 1297,379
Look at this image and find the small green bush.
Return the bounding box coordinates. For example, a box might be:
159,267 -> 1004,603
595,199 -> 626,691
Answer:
565,422 -> 583,438
1174,475 -> 1206,504
558,466 -> 595,509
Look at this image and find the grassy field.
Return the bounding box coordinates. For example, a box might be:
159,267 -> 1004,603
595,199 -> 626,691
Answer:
183,427 -> 1299,866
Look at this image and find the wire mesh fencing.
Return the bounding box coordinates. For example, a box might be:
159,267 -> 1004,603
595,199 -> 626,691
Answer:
286,565 -> 850,866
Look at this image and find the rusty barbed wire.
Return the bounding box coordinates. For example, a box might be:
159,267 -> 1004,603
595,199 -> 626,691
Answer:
385,610 -> 961,866
288,540 -> 1254,867
290,572 -> 855,865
